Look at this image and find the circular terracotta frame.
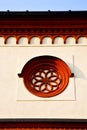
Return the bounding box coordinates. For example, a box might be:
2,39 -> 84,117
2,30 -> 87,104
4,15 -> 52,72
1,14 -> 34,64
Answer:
18,56 -> 73,98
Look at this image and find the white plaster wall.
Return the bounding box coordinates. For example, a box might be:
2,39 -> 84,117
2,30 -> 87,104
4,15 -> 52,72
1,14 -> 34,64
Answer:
0,37 -> 87,119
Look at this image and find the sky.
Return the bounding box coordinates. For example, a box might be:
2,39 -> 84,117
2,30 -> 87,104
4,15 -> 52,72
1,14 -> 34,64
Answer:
0,0 -> 87,11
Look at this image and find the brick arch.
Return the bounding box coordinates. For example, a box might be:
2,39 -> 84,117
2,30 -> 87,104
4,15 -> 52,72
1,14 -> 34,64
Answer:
65,36 -> 76,44
41,36 -> 52,44
16,35 -> 29,44
77,36 -> 87,44
53,36 -> 64,44
29,36 -> 40,44
5,36 -> 16,44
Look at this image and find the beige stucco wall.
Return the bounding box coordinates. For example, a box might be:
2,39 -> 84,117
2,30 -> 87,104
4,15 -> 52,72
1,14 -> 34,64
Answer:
0,36 -> 87,119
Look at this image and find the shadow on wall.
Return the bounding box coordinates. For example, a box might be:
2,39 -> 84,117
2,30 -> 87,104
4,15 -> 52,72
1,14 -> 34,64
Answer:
68,63 -> 86,80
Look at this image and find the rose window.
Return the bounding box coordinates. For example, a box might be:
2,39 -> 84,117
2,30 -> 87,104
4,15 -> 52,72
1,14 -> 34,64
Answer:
31,68 -> 62,93
18,56 -> 74,98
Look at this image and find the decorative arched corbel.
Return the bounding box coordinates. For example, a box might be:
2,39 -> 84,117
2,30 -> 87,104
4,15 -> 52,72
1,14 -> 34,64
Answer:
51,36 -> 56,44
3,35 -> 17,44
28,36 -> 33,44
62,36 -> 67,44
4,36 -> 9,44
39,36 -> 43,44
65,35 -> 76,44
40,35 -> 52,44
16,35 -> 29,44
28,36 -> 31,44
28,35 -> 40,44
52,35 -> 60,44
52,37 -> 55,44
76,35 -> 87,44
16,36 -> 20,44
74,35 -> 79,44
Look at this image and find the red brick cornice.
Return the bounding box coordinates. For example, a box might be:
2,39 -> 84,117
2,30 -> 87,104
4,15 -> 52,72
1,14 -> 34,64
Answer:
0,11 -> 87,44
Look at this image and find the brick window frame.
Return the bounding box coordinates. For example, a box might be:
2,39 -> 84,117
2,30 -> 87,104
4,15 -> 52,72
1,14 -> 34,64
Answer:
18,56 -> 74,98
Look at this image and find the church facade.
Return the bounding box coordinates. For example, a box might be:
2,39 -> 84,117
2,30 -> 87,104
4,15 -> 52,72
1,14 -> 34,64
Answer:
0,11 -> 87,129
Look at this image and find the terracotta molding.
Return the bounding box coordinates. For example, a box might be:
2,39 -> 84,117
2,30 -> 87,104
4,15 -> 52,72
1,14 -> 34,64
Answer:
0,11 -> 87,44
1,33 -> 87,45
